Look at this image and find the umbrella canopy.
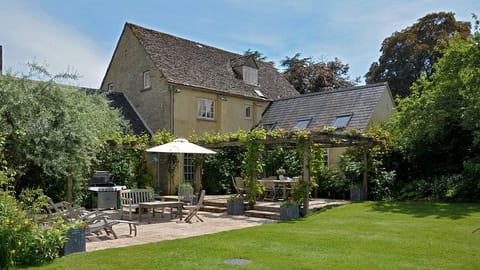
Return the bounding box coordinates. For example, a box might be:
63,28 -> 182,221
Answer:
146,138 -> 216,154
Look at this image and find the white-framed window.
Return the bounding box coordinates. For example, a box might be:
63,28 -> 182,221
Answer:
295,119 -> 311,130
197,98 -> 215,120
332,115 -> 352,128
323,148 -> 329,167
107,83 -> 114,91
184,154 -> 194,184
143,71 -> 151,89
245,104 -> 252,119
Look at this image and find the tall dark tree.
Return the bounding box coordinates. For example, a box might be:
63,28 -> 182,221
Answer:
366,12 -> 470,98
243,49 -> 274,65
280,53 -> 357,94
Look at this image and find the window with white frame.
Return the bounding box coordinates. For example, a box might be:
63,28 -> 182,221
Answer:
183,154 -> 194,184
245,104 -> 252,119
322,148 -> 329,167
143,71 -> 151,89
197,98 -> 215,120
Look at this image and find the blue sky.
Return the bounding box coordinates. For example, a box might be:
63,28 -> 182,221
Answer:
1,0 -> 478,88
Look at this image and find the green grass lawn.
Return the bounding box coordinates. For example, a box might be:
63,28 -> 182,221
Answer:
29,202 -> 480,270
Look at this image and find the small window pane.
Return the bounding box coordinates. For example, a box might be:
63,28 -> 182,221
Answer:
108,83 -> 114,91
332,115 -> 351,127
245,105 -> 252,119
143,71 -> 151,89
295,119 -> 311,130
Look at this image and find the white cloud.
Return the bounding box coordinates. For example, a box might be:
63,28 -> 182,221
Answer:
0,5 -> 108,88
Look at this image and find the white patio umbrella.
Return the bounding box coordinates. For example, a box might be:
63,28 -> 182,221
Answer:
146,138 -> 216,154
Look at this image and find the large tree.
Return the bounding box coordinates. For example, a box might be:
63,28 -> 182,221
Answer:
390,17 -> 480,180
366,12 -> 470,98
0,65 -> 125,202
281,53 -> 358,94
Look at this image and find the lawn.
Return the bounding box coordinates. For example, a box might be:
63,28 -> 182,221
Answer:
29,202 -> 480,270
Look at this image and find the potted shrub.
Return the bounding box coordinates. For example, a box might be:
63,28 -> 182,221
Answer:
227,194 -> 244,215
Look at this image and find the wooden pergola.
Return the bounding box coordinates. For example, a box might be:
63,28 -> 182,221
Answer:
201,130 -> 375,215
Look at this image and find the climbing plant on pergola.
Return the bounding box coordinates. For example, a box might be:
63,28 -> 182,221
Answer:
200,128 -> 375,216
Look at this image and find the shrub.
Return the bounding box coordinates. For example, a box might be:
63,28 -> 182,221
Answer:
0,190 -> 68,269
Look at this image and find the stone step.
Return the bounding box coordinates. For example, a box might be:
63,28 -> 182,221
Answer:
252,205 -> 280,213
201,205 -> 227,213
203,200 -> 227,208
245,209 -> 280,220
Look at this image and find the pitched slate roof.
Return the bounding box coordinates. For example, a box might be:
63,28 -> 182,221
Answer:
126,22 -> 298,100
258,83 -> 390,132
106,92 -> 153,136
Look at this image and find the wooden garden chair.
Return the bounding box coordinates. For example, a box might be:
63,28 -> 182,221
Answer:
183,190 -> 206,223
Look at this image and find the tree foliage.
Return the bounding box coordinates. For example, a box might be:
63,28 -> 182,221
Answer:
366,12 -> 471,98
388,17 -> 480,200
280,53 -> 358,94
0,65 -> 125,202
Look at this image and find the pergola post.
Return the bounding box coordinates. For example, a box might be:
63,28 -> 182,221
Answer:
301,139 -> 311,216
362,150 -> 368,199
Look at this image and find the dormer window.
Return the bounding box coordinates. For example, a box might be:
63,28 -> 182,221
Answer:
242,66 -> 258,86
231,55 -> 259,86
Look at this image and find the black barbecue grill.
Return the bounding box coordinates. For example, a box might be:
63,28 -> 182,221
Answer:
88,171 -> 126,209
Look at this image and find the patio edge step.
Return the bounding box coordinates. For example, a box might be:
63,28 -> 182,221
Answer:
245,210 -> 280,220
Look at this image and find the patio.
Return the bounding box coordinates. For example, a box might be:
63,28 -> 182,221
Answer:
86,196 -> 348,252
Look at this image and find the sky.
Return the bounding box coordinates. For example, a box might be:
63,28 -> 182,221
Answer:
0,0 -> 478,88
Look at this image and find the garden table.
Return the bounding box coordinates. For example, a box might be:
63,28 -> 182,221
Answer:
139,201 -> 184,224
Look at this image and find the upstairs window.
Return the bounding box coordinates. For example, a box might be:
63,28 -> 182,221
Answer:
197,98 -> 215,120
245,105 -> 252,119
332,115 -> 352,128
143,71 -> 151,89
295,119 -> 311,130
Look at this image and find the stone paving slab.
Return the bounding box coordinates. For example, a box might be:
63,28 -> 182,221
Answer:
86,211 -> 275,252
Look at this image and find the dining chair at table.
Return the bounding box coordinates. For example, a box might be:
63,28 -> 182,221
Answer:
183,190 -> 206,223
262,180 -> 277,201
233,177 -> 245,195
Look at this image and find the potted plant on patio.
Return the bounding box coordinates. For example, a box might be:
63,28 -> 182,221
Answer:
280,197 -> 300,221
227,194 -> 244,215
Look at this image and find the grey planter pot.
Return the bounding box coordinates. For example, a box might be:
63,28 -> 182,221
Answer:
62,228 -> 86,256
227,200 -> 244,215
350,186 -> 365,201
280,204 -> 300,220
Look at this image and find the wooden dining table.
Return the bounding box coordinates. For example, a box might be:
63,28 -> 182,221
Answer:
257,178 -> 294,200
139,201 -> 184,224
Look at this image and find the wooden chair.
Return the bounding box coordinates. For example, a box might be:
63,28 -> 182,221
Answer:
183,190 -> 205,223
262,180 -> 277,201
233,177 -> 245,195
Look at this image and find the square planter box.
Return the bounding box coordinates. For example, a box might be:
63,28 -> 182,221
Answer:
350,186 -> 365,201
280,204 -> 300,220
61,228 -> 86,256
227,200 -> 244,215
